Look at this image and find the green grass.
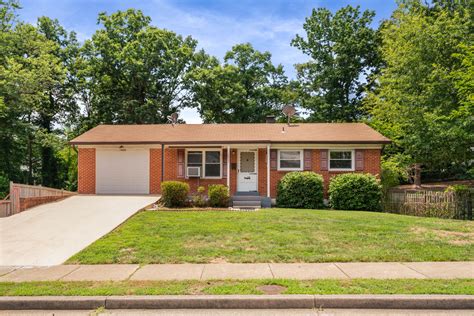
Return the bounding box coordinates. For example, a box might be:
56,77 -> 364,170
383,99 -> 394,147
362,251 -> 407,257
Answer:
67,209 -> 474,264
0,279 -> 472,296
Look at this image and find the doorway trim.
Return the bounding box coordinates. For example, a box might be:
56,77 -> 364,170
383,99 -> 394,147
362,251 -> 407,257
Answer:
237,149 -> 258,192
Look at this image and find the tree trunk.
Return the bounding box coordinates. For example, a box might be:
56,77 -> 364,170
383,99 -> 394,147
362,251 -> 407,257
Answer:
414,163 -> 422,188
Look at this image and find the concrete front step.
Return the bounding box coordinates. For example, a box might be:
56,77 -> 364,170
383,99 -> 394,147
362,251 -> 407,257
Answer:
232,195 -> 265,201
232,200 -> 262,208
233,191 -> 260,196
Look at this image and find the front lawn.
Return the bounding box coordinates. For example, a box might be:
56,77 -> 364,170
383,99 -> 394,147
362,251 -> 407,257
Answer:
1,279 -> 472,296
67,209 -> 474,264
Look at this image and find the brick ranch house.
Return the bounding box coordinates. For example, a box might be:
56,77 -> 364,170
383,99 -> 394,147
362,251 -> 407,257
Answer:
70,123 -> 390,205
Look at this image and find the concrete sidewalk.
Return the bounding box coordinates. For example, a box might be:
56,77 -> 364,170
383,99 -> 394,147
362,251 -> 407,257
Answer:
0,262 -> 473,282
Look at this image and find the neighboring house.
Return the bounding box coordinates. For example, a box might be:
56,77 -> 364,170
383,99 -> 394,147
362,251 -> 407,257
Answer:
70,123 -> 390,201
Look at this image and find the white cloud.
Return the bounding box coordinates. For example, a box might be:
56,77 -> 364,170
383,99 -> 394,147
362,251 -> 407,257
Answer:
148,0 -> 307,77
146,0 -> 310,123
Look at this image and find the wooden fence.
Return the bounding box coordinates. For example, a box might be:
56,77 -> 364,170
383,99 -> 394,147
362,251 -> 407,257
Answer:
0,182 -> 75,217
383,188 -> 473,220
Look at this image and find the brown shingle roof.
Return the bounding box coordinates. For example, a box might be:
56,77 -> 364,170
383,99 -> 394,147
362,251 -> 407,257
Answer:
69,123 -> 390,145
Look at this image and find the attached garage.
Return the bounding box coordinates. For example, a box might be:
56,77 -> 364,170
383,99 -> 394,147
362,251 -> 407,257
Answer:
96,148 -> 150,194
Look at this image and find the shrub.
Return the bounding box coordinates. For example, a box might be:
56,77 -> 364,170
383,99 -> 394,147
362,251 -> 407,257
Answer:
192,186 -> 207,207
276,172 -> 324,209
208,184 -> 230,207
160,181 -> 189,207
329,173 -> 382,211
446,184 -> 469,193
381,157 -> 409,194
0,173 -> 9,199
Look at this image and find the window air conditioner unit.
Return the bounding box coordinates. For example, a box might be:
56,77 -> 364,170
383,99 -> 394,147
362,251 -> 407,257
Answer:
187,166 -> 201,178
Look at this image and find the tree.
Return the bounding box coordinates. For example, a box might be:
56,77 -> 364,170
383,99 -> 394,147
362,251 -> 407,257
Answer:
0,2 -> 78,189
0,0 -> 19,31
36,16 -> 80,187
80,9 -> 200,125
366,0 -> 473,179
292,5 -> 380,122
0,5 -> 65,184
188,43 -> 291,123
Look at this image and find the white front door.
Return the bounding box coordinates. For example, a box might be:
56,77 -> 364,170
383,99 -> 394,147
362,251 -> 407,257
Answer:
237,150 -> 258,192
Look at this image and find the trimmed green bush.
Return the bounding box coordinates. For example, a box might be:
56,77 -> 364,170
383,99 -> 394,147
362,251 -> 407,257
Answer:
192,186 -> 207,207
160,181 -> 189,207
329,173 -> 382,211
276,172 -> 324,209
208,184 -> 230,207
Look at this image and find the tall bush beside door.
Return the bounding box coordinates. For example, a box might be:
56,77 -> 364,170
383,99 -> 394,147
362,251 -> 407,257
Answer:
208,184 -> 230,207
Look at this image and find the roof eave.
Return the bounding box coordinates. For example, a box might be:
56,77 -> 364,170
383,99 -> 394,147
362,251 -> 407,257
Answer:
69,140 -> 391,145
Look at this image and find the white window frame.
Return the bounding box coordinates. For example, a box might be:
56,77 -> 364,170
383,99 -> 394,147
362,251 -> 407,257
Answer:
328,149 -> 355,171
185,149 -> 222,179
277,149 -> 304,171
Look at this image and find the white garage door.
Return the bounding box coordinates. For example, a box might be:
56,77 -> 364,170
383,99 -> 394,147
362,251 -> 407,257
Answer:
96,148 -> 150,194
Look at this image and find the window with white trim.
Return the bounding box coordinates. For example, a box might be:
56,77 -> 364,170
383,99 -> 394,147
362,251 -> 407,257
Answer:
278,150 -> 303,170
186,150 -> 221,178
329,150 -> 353,170
205,151 -> 221,177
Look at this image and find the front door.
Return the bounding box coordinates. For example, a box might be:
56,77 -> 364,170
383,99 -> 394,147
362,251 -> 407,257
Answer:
237,150 -> 258,192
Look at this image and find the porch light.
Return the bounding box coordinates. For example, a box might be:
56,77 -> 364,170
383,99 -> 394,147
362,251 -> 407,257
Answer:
119,145 -> 126,151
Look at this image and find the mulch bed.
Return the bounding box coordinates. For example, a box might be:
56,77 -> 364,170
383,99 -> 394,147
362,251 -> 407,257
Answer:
148,206 -> 259,212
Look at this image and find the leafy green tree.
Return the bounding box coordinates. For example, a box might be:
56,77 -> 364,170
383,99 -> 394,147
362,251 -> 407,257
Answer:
0,2 -> 77,189
292,5 -> 381,122
0,10 -> 65,184
80,9 -> 200,125
36,16 -> 80,187
366,0 -> 473,179
188,43 -> 291,123
0,0 -> 18,31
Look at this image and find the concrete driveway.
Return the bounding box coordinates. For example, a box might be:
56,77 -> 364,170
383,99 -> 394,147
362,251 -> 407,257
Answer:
0,195 -> 158,266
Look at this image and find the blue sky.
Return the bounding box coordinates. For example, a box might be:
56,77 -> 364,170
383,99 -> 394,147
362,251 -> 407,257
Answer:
17,0 -> 398,123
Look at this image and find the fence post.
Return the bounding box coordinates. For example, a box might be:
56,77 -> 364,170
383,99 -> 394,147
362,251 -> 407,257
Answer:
467,191 -> 473,221
10,182 -> 20,214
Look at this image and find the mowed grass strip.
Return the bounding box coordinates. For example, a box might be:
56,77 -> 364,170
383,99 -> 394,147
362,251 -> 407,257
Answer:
0,279 -> 472,296
67,209 -> 474,264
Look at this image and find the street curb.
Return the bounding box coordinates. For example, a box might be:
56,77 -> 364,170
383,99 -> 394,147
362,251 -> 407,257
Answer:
0,296 -> 106,310
0,295 -> 473,310
106,295 -> 315,309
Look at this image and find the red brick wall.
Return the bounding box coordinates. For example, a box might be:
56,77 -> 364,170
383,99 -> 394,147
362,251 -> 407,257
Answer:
20,196 -> 70,212
229,149 -> 238,195
162,148 -> 230,194
150,148 -> 162,194
78,146 -> 381,197
77,148 -> 96,194
270,149 -> 381,198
